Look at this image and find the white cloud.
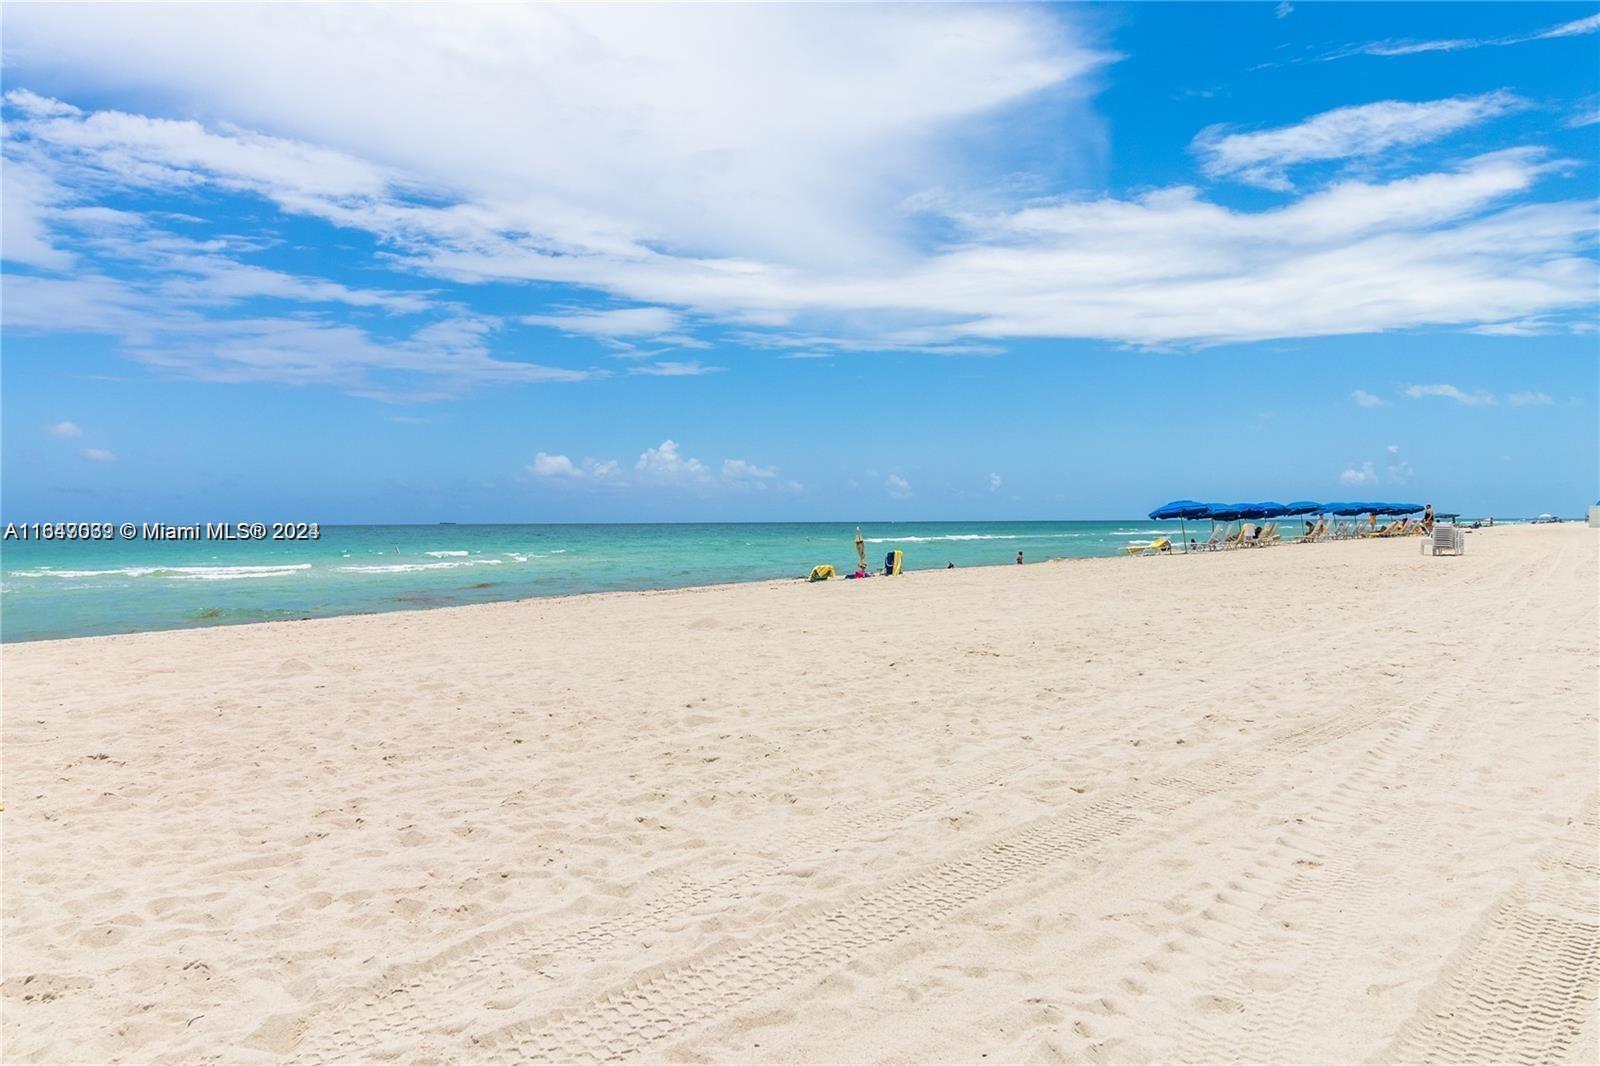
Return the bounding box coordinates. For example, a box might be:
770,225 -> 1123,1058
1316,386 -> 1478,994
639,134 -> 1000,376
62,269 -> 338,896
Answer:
1533,13 -> 1600,40
1,8 -> 1594,371
1352,389 -> 1388,408
1387,459 -> 1414,483
722,458 -> 776,480
521,306 -> 681,337
1339,461 -> 1377,486
1386,443 -> 1400,453
6,97 -> 1593,356
3,5 -> 1102,271
2,160 -> 74,269
528,452 -> 619,479
1193,92 -> 1524,189
886,473 -> 913,499
988,472 -> 1002,492
627,360 -> 725,377
47,420 -> 82,437
1331,12 -> 1600,59
1466,317 -> 1590,337
1404,383 -> 1496,406
80,447 -> 116,462
1275,2 -> 1293,18
1507,391 -> 1554,406
635,439 -> 709,483
1,270 -> 595,401
529,452 -> 578,478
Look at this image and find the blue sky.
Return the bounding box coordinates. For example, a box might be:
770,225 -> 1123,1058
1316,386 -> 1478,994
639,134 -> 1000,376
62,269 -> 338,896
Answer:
3,2 -> 1596,522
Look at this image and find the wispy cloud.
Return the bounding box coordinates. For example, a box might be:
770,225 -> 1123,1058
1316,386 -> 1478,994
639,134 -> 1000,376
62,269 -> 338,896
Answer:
1507,391 -> 1554,406
47,420 -> 82,437
1351,389 -> 1389,408
886,474 -> 913,499
80,447 -> 116,462
1193,92 -> 1524,189
626,360 -> 725,377
1404,383 -> 1497,406
988,472 -> 1003,492
521,306 -> 682,338
1328,12 -> 1600,61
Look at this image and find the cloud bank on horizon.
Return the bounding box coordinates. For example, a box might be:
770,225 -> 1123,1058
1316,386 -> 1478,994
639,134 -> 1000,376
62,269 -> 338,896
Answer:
1,3 -> 1597,404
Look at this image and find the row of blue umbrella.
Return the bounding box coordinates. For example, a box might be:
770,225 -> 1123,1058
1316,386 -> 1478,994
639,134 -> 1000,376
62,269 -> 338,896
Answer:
1148,499 -> 1425,521
1146,499 -> 1425,551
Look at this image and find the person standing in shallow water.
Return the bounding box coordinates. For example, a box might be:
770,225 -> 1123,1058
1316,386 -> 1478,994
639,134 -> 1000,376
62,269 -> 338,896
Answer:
1017,551 -> 1024,565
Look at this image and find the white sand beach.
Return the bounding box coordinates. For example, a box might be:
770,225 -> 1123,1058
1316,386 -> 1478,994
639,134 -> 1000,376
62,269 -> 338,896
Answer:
3,524 -> 1596,1064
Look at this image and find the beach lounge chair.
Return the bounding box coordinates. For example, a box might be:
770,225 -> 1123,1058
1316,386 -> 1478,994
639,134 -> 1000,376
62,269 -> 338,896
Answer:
1198,525 -> 1227,551
1259,522 -> 1281,546
1424,525 -> 1465,556
1123,536 -> 1171,556
1227,523 -> 1254,549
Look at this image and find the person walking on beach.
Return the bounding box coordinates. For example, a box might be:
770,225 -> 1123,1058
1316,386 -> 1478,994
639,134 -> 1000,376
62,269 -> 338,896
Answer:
1423,503 -> 1434,532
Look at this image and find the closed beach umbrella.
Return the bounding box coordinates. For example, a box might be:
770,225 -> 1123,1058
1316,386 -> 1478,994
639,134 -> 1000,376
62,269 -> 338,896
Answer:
854,526 -> 866,569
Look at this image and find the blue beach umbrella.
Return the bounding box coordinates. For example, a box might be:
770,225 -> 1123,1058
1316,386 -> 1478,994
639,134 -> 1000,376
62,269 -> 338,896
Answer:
1255,501 -> 1290,518
1148,499 -> 1210,520
1147,499 -> 1211,552
1284,500 -> 1323,516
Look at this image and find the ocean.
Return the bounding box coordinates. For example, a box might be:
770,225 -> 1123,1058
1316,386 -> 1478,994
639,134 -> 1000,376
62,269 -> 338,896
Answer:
1,521 -> 1185,642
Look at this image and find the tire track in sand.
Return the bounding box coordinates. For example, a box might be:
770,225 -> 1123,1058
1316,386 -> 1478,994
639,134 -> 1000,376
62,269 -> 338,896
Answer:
292,753 -> 1027,1063
1383,795 -> 1599,1066
464,694 -> 1412,1062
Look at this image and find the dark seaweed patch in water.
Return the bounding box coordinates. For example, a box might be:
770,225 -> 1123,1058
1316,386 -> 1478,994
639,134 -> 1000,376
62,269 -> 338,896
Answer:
469,581 -> 498,589
195,608 -> 222,619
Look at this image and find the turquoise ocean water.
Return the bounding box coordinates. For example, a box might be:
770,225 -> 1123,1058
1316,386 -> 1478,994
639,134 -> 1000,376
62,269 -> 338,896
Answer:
1,521 -> 1183,642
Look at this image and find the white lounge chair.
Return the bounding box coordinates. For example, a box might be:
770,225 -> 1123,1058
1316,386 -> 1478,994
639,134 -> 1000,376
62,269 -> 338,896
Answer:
1424,524 -> 1465,556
